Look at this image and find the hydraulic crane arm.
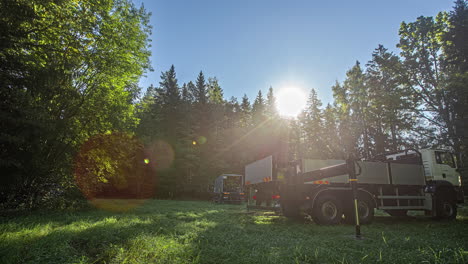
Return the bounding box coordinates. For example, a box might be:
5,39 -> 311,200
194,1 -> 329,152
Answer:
300,162 -> 348,183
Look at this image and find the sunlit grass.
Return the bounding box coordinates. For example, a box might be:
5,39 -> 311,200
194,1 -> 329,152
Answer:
89,198 -> 148,212
0,200 -> 467,264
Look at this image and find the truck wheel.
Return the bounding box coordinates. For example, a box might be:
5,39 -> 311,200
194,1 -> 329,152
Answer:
312,195 -> 343,225
344,199 -> 374,224
281,201 -> 301,219
435,198 -> 457,220
385,210 -> 408,217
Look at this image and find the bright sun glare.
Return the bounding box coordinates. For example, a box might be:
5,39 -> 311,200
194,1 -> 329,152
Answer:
276,87 -> 307,117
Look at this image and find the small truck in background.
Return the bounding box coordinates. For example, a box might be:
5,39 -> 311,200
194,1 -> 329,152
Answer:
213,174 -> 245,204
245,149 -> 464,225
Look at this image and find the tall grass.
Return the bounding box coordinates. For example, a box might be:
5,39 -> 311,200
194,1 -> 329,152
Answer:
1,199 -> 467,264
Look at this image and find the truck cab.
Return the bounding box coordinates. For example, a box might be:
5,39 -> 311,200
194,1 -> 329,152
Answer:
420,149 -> 461,187
384,149 -> 463,204
384,149 -> 461,187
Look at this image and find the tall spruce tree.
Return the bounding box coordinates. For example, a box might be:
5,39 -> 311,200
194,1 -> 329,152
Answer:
266,86 -> 278,117
193,71 -> 207,104
365,45 -> 415,153
300,88 -> 324,158
332,81 -> 353,156
240,94 -> 252,128
322,104 -> 342,158
252,90 -> 266,124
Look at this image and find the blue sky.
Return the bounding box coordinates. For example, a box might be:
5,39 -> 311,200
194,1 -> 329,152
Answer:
136,0 -> 454,104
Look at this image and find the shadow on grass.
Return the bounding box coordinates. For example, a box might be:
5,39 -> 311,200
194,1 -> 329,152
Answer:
1,200 -> 467,264
0,200 -> 226,263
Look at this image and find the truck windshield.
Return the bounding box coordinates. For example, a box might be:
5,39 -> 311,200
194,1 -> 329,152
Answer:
223,176 -> 242,192
435,151 -> 455,168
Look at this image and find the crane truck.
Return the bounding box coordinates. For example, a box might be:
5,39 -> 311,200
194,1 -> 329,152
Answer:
245,149 -> 464,225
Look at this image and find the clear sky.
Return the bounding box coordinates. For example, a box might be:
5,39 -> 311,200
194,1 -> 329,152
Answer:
136,0 -> 454,104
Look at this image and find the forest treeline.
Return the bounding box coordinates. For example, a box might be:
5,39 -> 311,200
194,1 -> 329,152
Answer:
1,0 -> 467,208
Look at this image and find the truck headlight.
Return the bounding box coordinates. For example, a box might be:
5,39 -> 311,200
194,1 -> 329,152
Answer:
425,185 -> 436,193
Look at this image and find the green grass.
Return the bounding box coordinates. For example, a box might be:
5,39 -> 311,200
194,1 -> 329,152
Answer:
1,199 -> 467,264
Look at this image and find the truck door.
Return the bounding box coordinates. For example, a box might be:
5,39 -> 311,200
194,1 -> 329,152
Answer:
433,151 -> 460,186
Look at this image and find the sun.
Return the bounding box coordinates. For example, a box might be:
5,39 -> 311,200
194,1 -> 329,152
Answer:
276,87 -> 307,117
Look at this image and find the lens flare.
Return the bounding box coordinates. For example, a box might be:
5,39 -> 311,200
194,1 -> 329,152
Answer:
74,132 -> 154,211
145,140 -> 175,170
197,136 -> 207,145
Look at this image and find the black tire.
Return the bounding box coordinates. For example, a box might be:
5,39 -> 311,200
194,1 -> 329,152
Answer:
344,199 -> 375,225
312,195 -> 344,225
385,210 -> 408,217
281,201 -> 301,219
435,198 -> 457,220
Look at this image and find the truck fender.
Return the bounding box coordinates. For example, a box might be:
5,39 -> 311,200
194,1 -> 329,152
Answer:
309,188 -> 376,209
357,189 -> 377,208
429,180 -> 454,187
427,180 -> 457,201
309,188 -> 347,209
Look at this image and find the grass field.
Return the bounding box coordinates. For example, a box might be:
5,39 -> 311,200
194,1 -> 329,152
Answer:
1,199 -> 467,264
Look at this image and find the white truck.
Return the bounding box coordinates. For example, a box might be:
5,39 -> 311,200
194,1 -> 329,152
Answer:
245,149 -> 464,225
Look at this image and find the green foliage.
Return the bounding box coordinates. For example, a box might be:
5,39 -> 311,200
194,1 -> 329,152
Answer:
0,0 -> 151,208
443,0 -> 468,170
395,2 -> 468,189
207,77 -> 224,104
74,132 -> 153,199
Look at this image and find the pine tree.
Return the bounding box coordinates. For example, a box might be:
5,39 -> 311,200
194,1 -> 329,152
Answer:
159,65 -> 181,140
240,94 -> 252,128
322,104 -> 343,158
252,90 -> 266,124
207,77 -> 224,104
193,71 -> 207,104
226,97 -> 241,129
299,88 -> 324,158
365,45 -> 415,153
181,83 -> 194,103
266,86 -> 278,117
344,61 -> 370,159
332,80 -> 355,157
